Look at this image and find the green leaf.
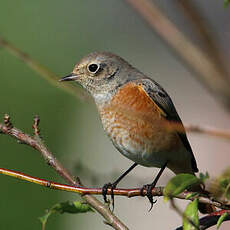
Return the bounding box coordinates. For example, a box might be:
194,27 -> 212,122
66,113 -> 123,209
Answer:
53,201 -> 94,214
163,174 -> 201,201
185,192 -> 199,200
199,172 -> 209,183
39,211 -> 53,230
183,199 -> 199,230
211,167 -> 230,199
217,212 -> 229,229
39,200 -> 94,230
225,183 -> 230,200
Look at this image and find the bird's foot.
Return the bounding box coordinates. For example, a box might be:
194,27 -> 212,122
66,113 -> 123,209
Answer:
102,182 -> 117,210
140,184 -> 157,212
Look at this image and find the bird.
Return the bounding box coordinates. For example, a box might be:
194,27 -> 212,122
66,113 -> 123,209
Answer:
60,51 -> 214,213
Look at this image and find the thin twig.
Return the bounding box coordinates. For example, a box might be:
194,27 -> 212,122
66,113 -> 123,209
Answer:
1,115 -> 230,229
0,167 -> 229,211
185,124 -> 230,141
0,115 -> 128,230
175,210 -> 230,230
175,0 -> 229,77
0,35 -> 88,101
125,0 -> 230,109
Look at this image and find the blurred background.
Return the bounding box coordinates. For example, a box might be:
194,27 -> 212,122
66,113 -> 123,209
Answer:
0,0 -> 230,229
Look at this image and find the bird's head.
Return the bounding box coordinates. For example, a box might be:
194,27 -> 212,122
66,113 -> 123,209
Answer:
60,52 -> 139,104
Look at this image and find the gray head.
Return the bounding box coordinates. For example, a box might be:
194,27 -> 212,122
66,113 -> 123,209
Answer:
60,52 -> 141,104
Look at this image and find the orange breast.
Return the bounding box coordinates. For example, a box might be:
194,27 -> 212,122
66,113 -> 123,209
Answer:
99,82 -> 180,157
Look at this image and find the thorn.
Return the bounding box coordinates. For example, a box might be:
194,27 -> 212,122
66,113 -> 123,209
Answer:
32,115 -> 40,136
75,176 -> 83,186
148,198 -> 157,212
46,157 -> 54,166
4,114 -> 13,129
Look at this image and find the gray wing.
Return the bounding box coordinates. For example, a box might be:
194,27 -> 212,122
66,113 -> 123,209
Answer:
141,78 -> 198,173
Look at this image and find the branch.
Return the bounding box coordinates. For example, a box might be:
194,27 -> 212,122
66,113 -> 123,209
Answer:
175,210 -> 230,230
0,167 -> 229,211
184,124 -> 230,141
0,115 -> 128,230
1,115 -> 230,229
175,0 -> 229,78
0,35 -> 88,101
125,0 -> 230,109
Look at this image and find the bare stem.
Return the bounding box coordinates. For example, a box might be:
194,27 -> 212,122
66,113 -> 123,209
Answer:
0,115 -> 128,230
0,167 -> 229,211
1,115 -> 230,229
175,0 -> 229,77
184,124 -> 230,141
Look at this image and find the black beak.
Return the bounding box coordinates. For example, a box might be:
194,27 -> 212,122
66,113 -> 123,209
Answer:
59,73 -> 77,82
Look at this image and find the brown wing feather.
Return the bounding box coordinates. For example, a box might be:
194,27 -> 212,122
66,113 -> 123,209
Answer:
140,78 -> 198,173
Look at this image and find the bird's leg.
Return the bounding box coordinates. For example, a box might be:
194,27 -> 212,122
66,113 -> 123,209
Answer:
140,161 -> 168,211
102,162 -> 138,209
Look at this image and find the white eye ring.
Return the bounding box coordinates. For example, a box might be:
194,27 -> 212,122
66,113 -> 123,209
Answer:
87,63 -> 99,73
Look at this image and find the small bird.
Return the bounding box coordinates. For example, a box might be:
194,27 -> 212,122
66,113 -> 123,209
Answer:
60,52 -> 213,213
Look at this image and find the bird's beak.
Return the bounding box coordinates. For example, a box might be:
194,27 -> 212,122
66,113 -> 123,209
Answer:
59,73 -> 78,82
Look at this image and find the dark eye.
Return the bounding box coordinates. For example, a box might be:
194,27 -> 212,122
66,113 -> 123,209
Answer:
88,63 -> 99,73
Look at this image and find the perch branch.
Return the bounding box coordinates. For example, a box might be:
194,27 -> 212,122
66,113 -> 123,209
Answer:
1,115 -> 230,229
0,167 -> 229,211
0,115 -> 128,230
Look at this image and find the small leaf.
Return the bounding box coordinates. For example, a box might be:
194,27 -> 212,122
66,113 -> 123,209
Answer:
225,184 -> 230,200
53,201 -> 94,214
185,192 -> 199,200
39,200 -> 94,230
183,199 -> 199,230
217,212 -> 229,229
210,167 -> 230,199
39,211 -> 53,230
163,174 -> 201,201
199,172 -> 209,183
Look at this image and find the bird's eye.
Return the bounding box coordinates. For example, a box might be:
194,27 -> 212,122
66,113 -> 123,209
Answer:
88,63 -> 99,73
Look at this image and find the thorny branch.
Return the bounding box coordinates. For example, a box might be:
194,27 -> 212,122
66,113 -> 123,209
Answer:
2,165 -> 230,229
0,114 -> 128,230
1,114 -> 230,230
0,167 -> 230,211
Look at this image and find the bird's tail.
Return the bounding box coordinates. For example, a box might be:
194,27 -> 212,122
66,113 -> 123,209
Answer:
189,183 -> 216,214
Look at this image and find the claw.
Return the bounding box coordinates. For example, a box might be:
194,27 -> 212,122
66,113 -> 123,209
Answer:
102,182 -> 117,211
102,183 -> 112,203
141,184 -> 157,212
